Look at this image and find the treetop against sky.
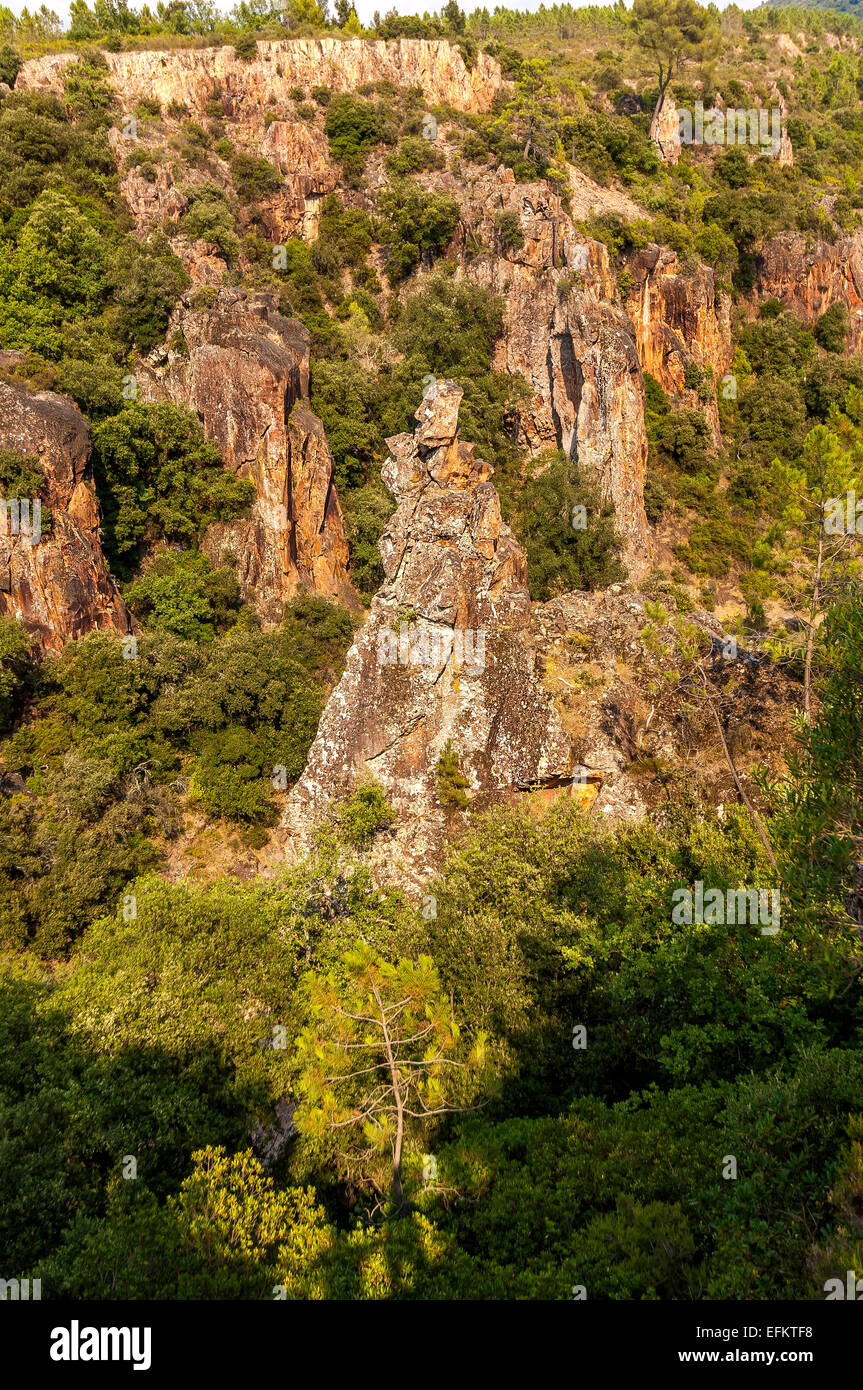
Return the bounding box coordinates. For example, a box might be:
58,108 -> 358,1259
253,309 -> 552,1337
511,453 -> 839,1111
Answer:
0,0 -> 773,35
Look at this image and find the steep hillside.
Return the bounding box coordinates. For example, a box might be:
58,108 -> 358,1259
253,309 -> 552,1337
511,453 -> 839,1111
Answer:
0,4 -> 862,1315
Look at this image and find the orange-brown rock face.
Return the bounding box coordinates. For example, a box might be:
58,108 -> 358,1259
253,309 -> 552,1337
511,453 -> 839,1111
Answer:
650,93 -> 681,165
754,230 -> 863,351
452,169 -> 652,577
283,381 -> 572,881
17,37 -> 501,115
107,119 -> 337,254
259,119 -> 338,241
138,288 -> 356,622
625,244 -> 733,440
0,381 -> 130,651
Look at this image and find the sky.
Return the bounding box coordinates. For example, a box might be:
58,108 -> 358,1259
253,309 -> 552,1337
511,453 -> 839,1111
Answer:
7,0 -> 770,23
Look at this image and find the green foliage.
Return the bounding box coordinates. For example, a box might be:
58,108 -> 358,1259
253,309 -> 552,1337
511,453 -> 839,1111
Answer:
180,183 -> 239,261
296,943 -> 486,1206
435,739 -> 471,808
0,752 -> 164,954
507,450 -> 626,598
385,135 -> 444,179
815,301 -> 849,354
229,151 -> 282,202
0,189 -> 108,357
324,93 -> 381,164
3,2 -> 863,1304
40,1147 -> 331,1300
0,618 -> 30,733
105,231 -> 189,354
336,779 -> 397,850
494,208 -> 525,250
124,549 -> 242,641
62,49 -> 116,122
378,179 -> 460,282
90,401 -> 254,574
233,31 -> 257,61
766,588 -> 863,933
0,45 -> 22,87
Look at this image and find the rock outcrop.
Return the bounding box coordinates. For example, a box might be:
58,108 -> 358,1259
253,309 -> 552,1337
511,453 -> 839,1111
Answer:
650,93 -> 681,165
17,37 -> 502,115
533,585 -> 800,823
138,288 -> 356,622
754,230 -> 863,352
259,119 -> 339,241
625,244 -> 733,440
282,380 -> 573,880
0,380 -> 130,651
108,118 -> 337,252
453,168 -> 652,577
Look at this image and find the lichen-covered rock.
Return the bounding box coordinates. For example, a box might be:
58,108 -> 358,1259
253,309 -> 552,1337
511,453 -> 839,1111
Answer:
0,381 -> 130,651
281,380 -> 573,882
533,586 -> 800,823
138,288 -> 357,621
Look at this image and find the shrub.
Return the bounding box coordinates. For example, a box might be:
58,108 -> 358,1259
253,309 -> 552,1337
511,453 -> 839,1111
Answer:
324,93 -> 382,163
435,740 -> 471,808
510,451 -> 626,598
0,45 -> 22,87
814,302 -> 848,355
230,152 -> 282,202
91,402 -> 254,574
180,184 -> 239,261
385,135 -> 444,178
106,231 -> 189,353
378,179 -> 459,281
494,209 -> 524,251
124,551 -> 242,641
337,779 -> 397,849
233,33 -> 258,62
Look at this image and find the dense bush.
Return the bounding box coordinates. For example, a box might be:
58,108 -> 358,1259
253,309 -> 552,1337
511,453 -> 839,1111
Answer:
508,451 -> 626,598
378,179 -> 460,281
90,402 -> 254,575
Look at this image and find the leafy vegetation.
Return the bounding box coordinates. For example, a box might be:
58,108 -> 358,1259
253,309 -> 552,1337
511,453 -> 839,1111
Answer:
2,0 -> 863,1309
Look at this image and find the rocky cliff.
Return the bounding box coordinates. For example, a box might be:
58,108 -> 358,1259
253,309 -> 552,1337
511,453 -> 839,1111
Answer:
17,37 -> 502,116
625,244 -> 733,441
138,288 -> 357,622
282,380 -> 572,880
754,229 -> 863,352
449,166 -> 653,578
0,378 -> 130,651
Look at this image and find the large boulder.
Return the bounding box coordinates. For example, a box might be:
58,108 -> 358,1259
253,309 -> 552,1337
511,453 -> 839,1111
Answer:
0,380 -> 130,651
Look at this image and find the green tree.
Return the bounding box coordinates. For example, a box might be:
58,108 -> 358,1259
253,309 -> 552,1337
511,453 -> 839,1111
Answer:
296,944 -> 487,1210
378,179 -> 459,282
631,0 -> 716,129
336,778 -> 396,850
0,617 -> 30,732
435,739 -> 470,808
90,402 -> 254,573
769,420 -> 860,720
